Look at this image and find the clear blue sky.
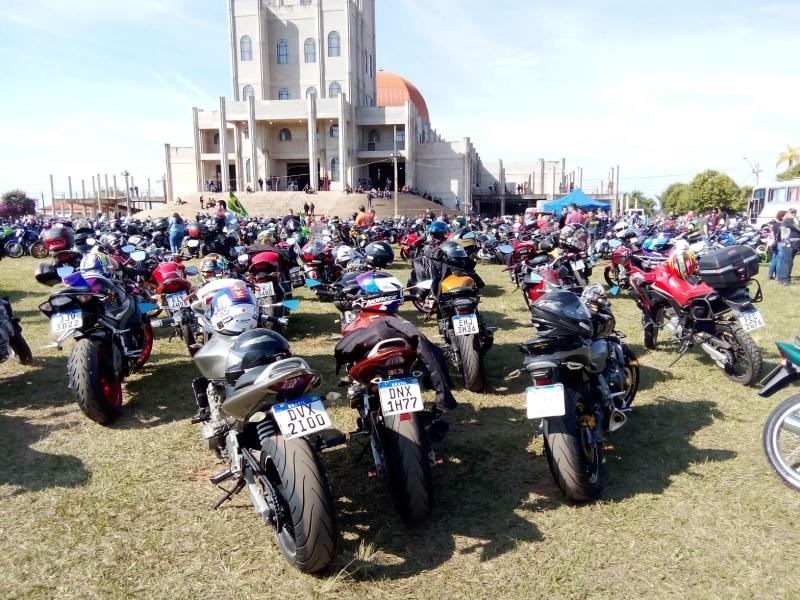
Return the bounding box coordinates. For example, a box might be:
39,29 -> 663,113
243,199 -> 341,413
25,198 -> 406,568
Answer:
0,0 -> 797,204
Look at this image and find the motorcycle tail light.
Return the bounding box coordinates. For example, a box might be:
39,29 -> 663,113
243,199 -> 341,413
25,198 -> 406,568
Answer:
270,373 -> 315,393
532,371 -> 552,386
456,307 -> 473,315
39,301 -> 52,313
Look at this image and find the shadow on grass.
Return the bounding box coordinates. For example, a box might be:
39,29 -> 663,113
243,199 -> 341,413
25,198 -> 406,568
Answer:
327,402 -> 544,580
115,360 -> 200,429
0,356 -> 72,411
0,412 -> 91,495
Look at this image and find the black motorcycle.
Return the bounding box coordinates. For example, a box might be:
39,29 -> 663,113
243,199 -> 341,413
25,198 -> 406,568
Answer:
517,285 -> 639,501
0,296 -> 33,365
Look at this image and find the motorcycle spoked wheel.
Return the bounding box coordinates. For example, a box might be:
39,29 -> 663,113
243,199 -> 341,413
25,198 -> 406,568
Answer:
603,265 -> 621,288
542,388 -> 603,502
763,394 -> 800,491
454,332 -> 485,393
412,296 -> 436,315
30,242 -> 49,259
4,241 -> 24,259
259,434 -> 337,573
715,322 -> 762,386
67,338 -> 123,424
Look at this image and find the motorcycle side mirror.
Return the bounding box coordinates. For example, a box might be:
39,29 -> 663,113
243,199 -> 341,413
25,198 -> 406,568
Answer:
121,244 -> 135,253
305,278 -> 322,288
416,279 -> 434,291
608,286 -> 621,297
498,244 -> 514,254
185,266 -> 199,276
130,250 -> 147,262
56,266 -> 74,278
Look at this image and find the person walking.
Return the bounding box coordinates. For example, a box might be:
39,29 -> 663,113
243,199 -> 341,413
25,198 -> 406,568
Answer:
258,177 -> 264,191
768,210 -> 787,280
168,212 -> 186,254
778,208 -> 800,285
303,201 -> 310,216
309,202 -> 315,216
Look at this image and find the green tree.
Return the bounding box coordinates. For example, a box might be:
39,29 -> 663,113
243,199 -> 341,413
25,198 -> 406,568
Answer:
776,145 -> 800,169
685,170 -> 743,212
0,190 -> 36,219
777,163 -> 800,181
659,182 -> 690,215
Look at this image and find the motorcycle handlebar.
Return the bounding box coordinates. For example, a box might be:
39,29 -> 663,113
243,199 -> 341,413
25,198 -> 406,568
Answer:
261,314 -> 289,326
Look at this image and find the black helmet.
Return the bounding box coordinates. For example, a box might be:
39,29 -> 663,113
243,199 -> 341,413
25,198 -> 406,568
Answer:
439,240 -> 473,271
34,262 -> 61,287
530,290 -> 593,336
73,230 -> 95,254
224,329 -> 291,384
538,234 -> 557,253
155,218 -> 169,232
364,241 -> 394,268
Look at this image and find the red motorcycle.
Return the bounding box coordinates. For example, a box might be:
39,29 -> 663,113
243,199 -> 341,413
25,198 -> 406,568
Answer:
603,244 -> 667,290
629,246 -> 763,386
301,240 -> 342,301
148,255 -> 201,354
239,249 -> 296,334
399,231 -> 425,261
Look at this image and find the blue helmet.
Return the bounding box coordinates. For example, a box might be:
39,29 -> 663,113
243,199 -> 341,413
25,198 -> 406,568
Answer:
429,220 -> 449,240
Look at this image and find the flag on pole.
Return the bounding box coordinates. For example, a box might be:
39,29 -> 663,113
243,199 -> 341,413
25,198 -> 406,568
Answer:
227,191 -> 249,218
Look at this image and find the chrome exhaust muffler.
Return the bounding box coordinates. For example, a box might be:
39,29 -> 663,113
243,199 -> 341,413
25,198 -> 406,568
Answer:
608,409 -> 628,432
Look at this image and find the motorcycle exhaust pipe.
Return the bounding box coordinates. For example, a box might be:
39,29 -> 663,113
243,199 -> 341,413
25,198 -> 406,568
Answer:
608,409 -> 628,433
700,342 -> 730,366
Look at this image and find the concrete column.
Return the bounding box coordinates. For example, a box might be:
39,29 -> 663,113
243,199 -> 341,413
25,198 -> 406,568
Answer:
539,158 -> 545,195
192,107 -> 203,192
614,165 -> 620,213
257,0 -> 268,100
227,0 -> 239,100
248,96 -> 258,190
338,93 -> 347,189
498,159 -> 505,215
233,122 -> 243,191
113,175 -> 119,215
551,168 -> 556,198
81,179 -> 87,217
463,137 -> 472,213
262,123 -> 270,183
316,0 -> 325,96
66,176 -> 72,217
165,143 -> 174,204
49,174 -> 55,216
219,96 -> 229,192
307,93 -> 319,191
93,175 -> 100,216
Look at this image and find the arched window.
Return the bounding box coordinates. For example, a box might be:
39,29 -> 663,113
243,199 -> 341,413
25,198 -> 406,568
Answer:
328,31 -> 340,57
213,132 -> 220,146
278,88 -> 290,100
368,129 -> 380,144
246,159 -> 252,183
279,128 -> 292,142
277,39 -> 288,64
329,81 -> 341,98
330,124 -> 339,138
331,157 -> 340,182
304,38 -> 316,63
240,35 -> 252,61
242,85 -> 254,100
306,87 -> 317,98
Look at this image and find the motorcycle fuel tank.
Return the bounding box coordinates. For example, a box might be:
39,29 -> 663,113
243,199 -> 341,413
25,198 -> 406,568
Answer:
193,334 -> 235,381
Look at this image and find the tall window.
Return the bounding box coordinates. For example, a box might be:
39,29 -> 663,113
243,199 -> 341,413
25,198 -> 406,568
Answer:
368,129 -> 380,144
279,128 -> 292,142
278,88 -> 290,100
240,36 -> 252,61
213,132 -> 220,146
242,85 -> 254,100
395,128 -> 405,144
277,39 -> 288,64
244,126 -> 249,140
306,87 -> 317,98
330,124 -> 339,138
329,81 -> 341,98
304,38 -> 316,63
246,159 -> 252,183
331,157 -> 340,182
328,31 -> 340,57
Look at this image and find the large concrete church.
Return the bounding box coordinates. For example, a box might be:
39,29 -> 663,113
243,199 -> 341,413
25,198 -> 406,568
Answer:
164,0 -> 480,208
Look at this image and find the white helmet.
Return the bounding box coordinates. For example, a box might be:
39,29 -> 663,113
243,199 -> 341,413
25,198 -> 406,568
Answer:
335,245 -> 353,264
207,280 -> 258,336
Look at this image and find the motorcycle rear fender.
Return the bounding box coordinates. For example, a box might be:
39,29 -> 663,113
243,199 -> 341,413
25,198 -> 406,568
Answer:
758,362 -> 800,398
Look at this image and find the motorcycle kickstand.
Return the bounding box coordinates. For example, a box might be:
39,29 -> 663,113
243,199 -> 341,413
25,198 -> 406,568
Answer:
668,343 -> 691,368
212,477 -> 245,510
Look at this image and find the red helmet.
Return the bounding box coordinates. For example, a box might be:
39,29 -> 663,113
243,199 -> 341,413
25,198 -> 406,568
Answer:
666,249 -> 698,279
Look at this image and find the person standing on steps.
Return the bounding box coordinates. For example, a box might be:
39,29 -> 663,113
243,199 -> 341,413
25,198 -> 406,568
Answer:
309,202 -> 315,216
258,177 -> 264,191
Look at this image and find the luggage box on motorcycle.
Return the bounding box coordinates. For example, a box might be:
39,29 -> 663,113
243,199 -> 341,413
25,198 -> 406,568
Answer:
697,245 -> 758,289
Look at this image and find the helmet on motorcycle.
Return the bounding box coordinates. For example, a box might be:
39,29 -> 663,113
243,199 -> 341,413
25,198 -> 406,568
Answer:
559,225 -> 589,252
208,281 -> 258,336
155,218 -> 169,232
79,251 -> 113,278
364,241 -> 394,268
335,245 -> 354,264
666,249 -> 698,279
355,271 -> 404,313
455,216 -> 467,227
429,220 -> 449,241
530,290 -> 593,336
100,233 -> 121,251
200,253 -> 230,280
186,222 -> 202,239
538,235 -> 557,253
439,240 -> 472,270
256,229 -> 276,245
224,328 -> 295,385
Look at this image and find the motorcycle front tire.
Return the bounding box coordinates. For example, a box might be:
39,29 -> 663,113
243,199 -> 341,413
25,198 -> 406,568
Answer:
455,332 -> 485,393
30,242 -> 49,259
67,338 -> 123,424
4,241 -> 23,259
381,412 -> 433,523
542,388 -> 603,502
763,395 -> 800,491
260,434 -> 337,573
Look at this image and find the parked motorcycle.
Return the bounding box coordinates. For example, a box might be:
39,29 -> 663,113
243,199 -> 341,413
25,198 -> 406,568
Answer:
0,296 -> 33,365
759,337 -> 800,491
518,285 -> 639,501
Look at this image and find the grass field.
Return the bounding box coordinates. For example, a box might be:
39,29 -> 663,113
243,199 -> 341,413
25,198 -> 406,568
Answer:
2,255 -> 800,599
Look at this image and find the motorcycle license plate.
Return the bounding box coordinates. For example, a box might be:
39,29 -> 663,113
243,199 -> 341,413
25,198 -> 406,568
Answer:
165,292 -> 188,308
526,384 -> 566,419
255,282 -> 275,299
50,309 -> 82,334
187,239 -> 200,248
573,260 -> 585,271
452,314 -> 479,336
271,395 -> 332,441
378,378 -> 424,416
738,309 -> 765,333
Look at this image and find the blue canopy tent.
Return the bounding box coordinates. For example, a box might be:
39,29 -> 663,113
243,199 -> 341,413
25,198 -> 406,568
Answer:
543,189 -> 610,213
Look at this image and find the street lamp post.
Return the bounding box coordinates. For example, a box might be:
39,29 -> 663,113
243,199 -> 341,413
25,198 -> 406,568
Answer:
122,171 -> 131,217
743,157 -> 762,186
392,125 -> 399,218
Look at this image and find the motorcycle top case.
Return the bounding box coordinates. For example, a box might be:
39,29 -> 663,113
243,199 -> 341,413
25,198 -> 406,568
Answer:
697,245 -> 758,289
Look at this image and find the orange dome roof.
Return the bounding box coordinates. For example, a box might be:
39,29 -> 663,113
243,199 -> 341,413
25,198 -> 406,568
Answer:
376,71 -> 430,123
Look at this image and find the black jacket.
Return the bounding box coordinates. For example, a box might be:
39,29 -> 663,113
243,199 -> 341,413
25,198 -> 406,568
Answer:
334,315 -> 456,410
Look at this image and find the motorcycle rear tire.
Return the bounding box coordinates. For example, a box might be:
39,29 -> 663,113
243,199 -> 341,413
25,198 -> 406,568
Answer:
603,265 -> 619,288
260,434 -> 337,573
716,322 -> 762,387
67,338 -> 123,425
181,323 -> 198,356
620,343 -> 639,409
763,394 -> 800,491
9,332 -> 33,365
542,389 -> 603,502
4,241 -> 23,259
643,314 -> 658,350
455,332 -> 485,393
30,242 -> 49,259
382,412 -> 433,523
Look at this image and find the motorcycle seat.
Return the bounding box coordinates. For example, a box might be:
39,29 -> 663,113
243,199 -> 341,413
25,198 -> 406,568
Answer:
653,270 -> 714,306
